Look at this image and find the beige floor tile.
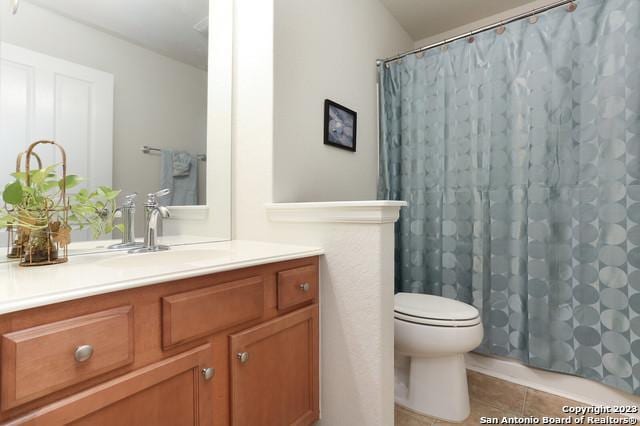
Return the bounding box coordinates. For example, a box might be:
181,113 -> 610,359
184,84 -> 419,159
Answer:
397,372 -> 632,426
395,405 -> 435,426
523,388 -> 629,426
467,370 -> 527,414
523,388 -> 584,417
432,398 -> 520,426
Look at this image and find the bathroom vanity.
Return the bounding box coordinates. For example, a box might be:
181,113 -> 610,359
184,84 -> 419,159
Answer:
0,241 -> 321,425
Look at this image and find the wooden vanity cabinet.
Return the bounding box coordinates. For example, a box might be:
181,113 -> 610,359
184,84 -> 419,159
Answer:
0,256 -> 319,426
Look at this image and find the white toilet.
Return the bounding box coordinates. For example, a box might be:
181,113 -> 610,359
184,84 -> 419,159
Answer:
394,292 -> 483,422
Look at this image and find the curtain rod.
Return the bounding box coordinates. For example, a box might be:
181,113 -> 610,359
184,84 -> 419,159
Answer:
377,0 -> 576,66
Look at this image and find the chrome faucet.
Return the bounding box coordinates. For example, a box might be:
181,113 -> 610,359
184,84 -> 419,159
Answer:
108,193 -> 143,249
129,189 -> 171,253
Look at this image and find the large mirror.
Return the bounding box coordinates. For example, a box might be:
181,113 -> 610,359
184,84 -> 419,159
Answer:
0,0 -> 229,260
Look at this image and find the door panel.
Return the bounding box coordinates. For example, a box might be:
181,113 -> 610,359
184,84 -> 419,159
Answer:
69,369 -> 196,426
0,42 -> 114,241
0,59 -> 35,189
230,305 -> 319,426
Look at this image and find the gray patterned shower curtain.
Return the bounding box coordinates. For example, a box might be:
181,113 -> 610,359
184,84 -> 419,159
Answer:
378,0 -> 640,394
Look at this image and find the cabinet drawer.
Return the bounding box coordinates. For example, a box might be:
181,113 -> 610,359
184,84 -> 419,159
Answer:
277,265 -> 318,311
162,276 -> 264,348
1,306 -> 134,410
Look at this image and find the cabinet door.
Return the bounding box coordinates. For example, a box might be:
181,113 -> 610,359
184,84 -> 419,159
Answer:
230,305 -> 319,426
8,344 -> 214,426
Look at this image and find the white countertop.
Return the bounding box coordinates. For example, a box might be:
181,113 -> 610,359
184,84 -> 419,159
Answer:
0,240 -> 323,315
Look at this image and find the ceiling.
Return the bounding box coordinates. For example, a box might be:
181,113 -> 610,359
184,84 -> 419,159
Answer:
380,0 -> 541,41
25,0 -> 209,70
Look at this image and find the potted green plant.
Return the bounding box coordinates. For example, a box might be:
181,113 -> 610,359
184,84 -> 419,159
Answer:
0,141 -> 122,266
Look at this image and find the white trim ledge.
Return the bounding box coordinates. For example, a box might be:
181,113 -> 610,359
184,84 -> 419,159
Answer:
167,205 -> 210,221
266,200 -> 407,224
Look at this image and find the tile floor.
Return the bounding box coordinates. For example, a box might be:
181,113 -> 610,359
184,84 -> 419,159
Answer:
395,370 -> 629,425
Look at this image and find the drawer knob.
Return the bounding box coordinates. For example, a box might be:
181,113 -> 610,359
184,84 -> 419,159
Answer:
237,351 -> 250,364
74,344 -> 94,362
202,367 -> 215,381
299,282 -> 310,292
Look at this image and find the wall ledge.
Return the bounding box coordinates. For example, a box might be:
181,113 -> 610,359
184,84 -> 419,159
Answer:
266,201 -> 407,224
167,205 -> 210,221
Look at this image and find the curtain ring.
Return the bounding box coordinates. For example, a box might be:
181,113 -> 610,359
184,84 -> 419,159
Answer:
496,24 -> 506,35
468,35 -> 475,44
416,51 -> 425,59
528,14 -> 538,24
567,2 -> 577,12
441,41 -> 448,51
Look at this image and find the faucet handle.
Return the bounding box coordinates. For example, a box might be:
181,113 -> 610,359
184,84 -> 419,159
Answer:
155,188 -> 171,198
146,188 -> 171,205
123,192 -> 138,207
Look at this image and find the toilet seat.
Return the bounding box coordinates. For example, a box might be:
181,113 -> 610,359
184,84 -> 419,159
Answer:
394,293 -> 481,327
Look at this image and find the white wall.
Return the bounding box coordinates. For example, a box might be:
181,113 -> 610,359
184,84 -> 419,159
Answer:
412,0 -> 566,48
231,0 -> 275,241
234,0 -> 413,237
272,0 -> 413,203
1,2 -> 208,234
266,209 -> 399,426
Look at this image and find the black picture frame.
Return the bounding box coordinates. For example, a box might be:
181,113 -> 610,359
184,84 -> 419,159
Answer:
324,99 -> 357,152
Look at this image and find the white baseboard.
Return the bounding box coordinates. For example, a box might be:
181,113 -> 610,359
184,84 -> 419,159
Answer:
466,352 -> 640,417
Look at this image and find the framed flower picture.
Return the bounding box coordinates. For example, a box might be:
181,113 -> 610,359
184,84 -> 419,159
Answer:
324,99 -> 357,152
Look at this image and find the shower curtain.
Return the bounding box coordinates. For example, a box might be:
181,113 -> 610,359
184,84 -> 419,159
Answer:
378,0 -> 640,394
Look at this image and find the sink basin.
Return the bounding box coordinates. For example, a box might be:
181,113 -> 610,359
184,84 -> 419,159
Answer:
96,248 -> 229,269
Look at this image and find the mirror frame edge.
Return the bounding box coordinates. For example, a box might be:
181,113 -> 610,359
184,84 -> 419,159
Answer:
166,0 -> 232,240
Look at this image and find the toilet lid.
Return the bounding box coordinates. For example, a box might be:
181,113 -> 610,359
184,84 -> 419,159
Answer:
394,293 -> 481,327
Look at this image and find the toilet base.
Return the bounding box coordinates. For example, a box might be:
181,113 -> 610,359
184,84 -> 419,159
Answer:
395,354 -> 470,422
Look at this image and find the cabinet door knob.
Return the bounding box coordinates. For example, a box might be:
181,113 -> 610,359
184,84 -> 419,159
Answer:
202,367 -> 215,381
299,282 -> 310,292
237,352 -> 250,364
74,345 -> 94,363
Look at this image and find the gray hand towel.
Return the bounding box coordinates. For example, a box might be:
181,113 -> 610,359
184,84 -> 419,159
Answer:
172,151 -> 192,177
160,150 -> 198,205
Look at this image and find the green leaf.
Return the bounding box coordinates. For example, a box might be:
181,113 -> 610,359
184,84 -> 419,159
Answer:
10,172 -> 27,181
98,186 -> 120,201
2,181 -> 23,205
105,189 -> 120,200
60,175 -> 83,190
42,181 -> 60,192
30,169 -> 48,185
